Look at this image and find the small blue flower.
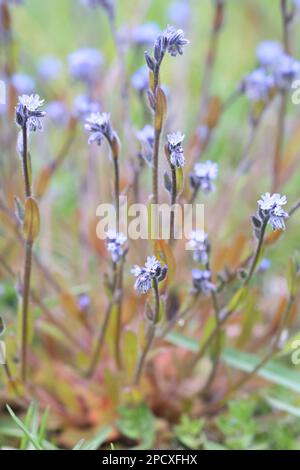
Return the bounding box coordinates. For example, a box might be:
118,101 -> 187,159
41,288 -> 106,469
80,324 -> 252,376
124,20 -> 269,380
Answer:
46,101 -> 69,126
85,112 -> 113,145
11,73 -> 35,95
131,65 -> 149,93
192,269 -> 215,295
132,22 -> 161,46
257,192 -> 288,231
242,68 -> 274,102
190,160 -> 218,194
15,94 -> 46,131
132,256 -> 167,294
106,230 -> 127,263
187,230 -> 209,265
256,41 -> 283,69
274,54 -> 300,90
37,56 -> 61,82
68,48 -> 103,83
167,132 -> 185,168
73,94 -> 100,119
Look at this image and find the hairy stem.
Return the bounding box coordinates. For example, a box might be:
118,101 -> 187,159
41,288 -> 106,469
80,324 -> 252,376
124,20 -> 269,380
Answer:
113,156 -> 120,231
244,219 -> 268,285
133,279 -> 160,385
21,240 -> 32,383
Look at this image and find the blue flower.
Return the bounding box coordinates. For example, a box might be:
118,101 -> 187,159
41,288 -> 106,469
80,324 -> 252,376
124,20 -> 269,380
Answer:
167,132 -> 185,168
190,160 -> 218,194
37,56 -> 61,82
131,65 -> 149,92
274,54 -> 300,90
106,230 -> 127,263
132,22 -> 161,46
187,230 -> 209,265
68,48 -> 103,83
242,68 -> 274,102
136,125 -> 154,166
73,94 -> 100,120
11,74 -> 35,95
85,112 -> 113,145
132,256 -> 167,294
192,269 -> 215,295
256,41 -> 283,69
257,192 -> 288,231
15,94 -> 46,131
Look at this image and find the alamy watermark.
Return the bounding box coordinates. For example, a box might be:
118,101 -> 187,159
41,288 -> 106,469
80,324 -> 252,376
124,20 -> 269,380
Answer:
0,79 -> 6,105
96,196 -> 205,248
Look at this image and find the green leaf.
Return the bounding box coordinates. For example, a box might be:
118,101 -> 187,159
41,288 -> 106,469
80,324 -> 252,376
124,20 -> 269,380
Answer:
117,403 -> 155,450
166,332 -> 300,393
265,396 -> 300,418
6,405 -> 43,450
81,426 -> 112,450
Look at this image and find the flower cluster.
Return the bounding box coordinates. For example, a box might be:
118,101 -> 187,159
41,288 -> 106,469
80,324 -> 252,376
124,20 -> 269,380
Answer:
189,160 -> 218,194
187,230 -> 210,265
68,48 -> 103,83
145,25 -> 189,71
85,112 -> 114,145
242,68 -> 274,103
252,192 -> 289,236
131,65 -> 149,93
106,230 -> 127,263
166,132 -> 185,168
15,94 -> 45,131
131,256 -> 167,294
192,269 -> 216,296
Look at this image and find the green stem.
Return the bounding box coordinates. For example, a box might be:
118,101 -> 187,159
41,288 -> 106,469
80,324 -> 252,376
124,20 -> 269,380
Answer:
244,219 -> 268,286
169,165 -> 177,244
133,279 -> 160,385
21,240 -> 32,384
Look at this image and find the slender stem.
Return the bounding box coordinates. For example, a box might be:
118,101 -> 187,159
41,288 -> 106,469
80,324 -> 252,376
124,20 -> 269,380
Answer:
115,259 -> 124,370
244,219 -> 268,286
133,279 -> 160,385
152,129 -> 161,205
113,156 -> 120,231
20,123 -> 33,384
21,240 -> 32,383
159,293 -> 199,338
200,290 -> 222,397
21,126 -> 30,198
86,299 -> 113,378
169,165 -> 177,244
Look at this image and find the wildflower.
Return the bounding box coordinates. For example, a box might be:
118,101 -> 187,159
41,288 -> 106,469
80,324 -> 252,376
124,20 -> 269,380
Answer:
242,68 -> 274,102
46,101 -> 69,126
254,192 -> 288,232
274,54 -> 300,90
258,258 -> 271,272
187,230 -> 210,265
192,269 -> 215,296
37,56 -> 61,81
190,160 -> 218,194
131,65 -> 149,93
145,25 -> 189,71
131,256 -> 167,294
136,124 -> 154,166
78,293 -> 90,311
106,230 -> 127,263
68,48 -> 103,83
132,22 -> 161,46
167,132 -> 185,168
85,112 -> 113,145
168,1 -> 190,27
256,41 -> 283,69
73,94 -> 100,119
11,73 -> 35,95
15,94 -> 45,131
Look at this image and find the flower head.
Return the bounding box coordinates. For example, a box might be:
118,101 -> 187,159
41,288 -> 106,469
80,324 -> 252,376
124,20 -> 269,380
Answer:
131,256 -> 167,294
274,54 -> 300,90
11,73 -> 35,95
167,131 -> 185,168
192,269 -> 215,296
132,22 -> 161,46
190,160 -> 218,194
15,94 -> 45,131
187,230 -> 209,265
74,94 -> 100,119
106,230 -> 127,263
68,48 -> 103,83
242,68 -> 274,102
145,25 -> 189,71
256,41 -> 283,68
256,192 -> 288,231
85,112 -> 113,145
131,65 -> 149,92
37,56 -> 61,82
